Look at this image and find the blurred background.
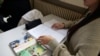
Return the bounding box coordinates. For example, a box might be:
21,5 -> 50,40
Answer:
0,0 -> 31,31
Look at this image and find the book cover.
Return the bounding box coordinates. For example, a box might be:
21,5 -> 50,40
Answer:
9,34 -> 47,56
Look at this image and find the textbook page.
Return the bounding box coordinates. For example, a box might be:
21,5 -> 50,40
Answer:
28,24 -> 65,43
43,19 -> 68,36
28,19 -> 68,43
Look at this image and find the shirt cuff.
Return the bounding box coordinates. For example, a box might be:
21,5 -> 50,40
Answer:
47,39 -> 59,50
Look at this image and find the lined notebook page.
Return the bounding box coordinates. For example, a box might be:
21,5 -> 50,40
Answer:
43,19 -> 67,36
28,19 -> 68,43
28,24 -> 65,43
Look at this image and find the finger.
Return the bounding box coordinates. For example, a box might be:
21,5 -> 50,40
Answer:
52,23 -> 59,27
52,24 -> 56,28
37,40 -> 44,45
38,39 -> 46,45
38,36 -> 45,40
37,35 -> 46,41
37,39 -> 41,42
52,25 -> 59,29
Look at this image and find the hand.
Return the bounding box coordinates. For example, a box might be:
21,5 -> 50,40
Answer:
52,22 -> 65,29
37,35 -> 53,45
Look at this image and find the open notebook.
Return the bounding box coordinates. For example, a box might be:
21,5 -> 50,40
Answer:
28,19 -> 68,43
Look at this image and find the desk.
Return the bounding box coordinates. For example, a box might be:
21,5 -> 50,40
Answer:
0,14 -> 67,56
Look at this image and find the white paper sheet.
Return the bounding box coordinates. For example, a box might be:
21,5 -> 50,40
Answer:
28,19 -> 68,43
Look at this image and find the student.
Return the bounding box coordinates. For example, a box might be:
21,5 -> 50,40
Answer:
37,0 -> 100,56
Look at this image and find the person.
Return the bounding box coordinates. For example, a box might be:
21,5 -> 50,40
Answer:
0,0 -> 31,31
37,0 -> 100,56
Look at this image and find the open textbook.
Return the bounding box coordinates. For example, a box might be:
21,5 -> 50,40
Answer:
28,19 -> 68,43
9,19 -> 67,56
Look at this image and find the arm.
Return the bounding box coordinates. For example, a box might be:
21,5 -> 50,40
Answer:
38,32 -> 100,56
48,39 -> 71,56
48,39 -> 100,56
64,20 -> 76,29
52,20 -> 76,29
